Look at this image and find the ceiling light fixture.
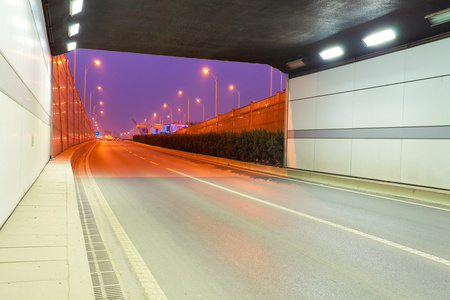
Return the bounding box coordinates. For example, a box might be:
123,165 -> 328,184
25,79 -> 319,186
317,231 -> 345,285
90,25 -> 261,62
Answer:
68,22 -> 80,37
70,0 -> 84,16
425,7 -> 450,27
363,29 -> 396,47
319,46 -> 344,60
67,40 -> 77,52
286,58 -> 306,70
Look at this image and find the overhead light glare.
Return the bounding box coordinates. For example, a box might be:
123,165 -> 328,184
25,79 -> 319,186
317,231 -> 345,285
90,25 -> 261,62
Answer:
67,41 -> 77,52
363,29 -> 396,47
425,7 -> 450,26
68,22 -> 80,37
319,47 -> 344,60
286,58 -> 306,70
70,0 -> 83,16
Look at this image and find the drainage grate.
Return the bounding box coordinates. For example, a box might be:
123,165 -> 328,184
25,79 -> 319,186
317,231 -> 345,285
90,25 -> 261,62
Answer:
75,179 -> 126,300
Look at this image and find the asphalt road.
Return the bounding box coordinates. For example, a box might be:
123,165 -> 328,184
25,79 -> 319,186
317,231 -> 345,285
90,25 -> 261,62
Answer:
74,141 -> 450,299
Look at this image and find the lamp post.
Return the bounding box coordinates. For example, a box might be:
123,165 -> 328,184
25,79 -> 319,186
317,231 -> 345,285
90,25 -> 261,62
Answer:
177,108 -> 185,124
89,86 -> 101,120
203,68 -> 217,116
94,110 -> 103,124
83,60 -> 100,109
153,113 -> 161,124
178,91 -> 190,124
196,98 -> 205,121
92,101 -> 103,122
229,85 -> 240,108
163,104 -> 172,124
82,60 -> 100,142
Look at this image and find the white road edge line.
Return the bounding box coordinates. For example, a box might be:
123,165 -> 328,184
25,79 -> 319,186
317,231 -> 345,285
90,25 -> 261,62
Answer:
130,141 -> 449,212
167,167 -> 450,268
86,147 -> 168,299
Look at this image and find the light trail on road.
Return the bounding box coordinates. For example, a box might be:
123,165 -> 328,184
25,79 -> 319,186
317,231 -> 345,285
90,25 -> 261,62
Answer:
74,141 -> 450,299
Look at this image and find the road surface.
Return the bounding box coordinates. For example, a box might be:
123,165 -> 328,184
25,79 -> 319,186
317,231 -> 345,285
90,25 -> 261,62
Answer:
73,141 -> 450,299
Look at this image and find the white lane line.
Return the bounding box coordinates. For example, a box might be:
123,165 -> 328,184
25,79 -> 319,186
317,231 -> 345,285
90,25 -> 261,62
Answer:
167,168 -> 450,267
86,148 -> 168,299
220,165 -> 450,212
150,161 -> 159,165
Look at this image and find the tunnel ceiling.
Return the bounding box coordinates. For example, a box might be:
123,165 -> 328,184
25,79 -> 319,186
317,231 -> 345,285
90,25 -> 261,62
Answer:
44,0 -> 450,74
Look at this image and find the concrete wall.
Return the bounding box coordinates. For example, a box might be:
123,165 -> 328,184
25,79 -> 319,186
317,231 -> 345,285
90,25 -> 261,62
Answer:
287,37 -> 450,190
0,0 -> 52,226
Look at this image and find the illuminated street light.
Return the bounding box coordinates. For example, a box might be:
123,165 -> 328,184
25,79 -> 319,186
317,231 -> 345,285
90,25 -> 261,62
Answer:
92,101 -> 103,121
203,68 -> 217,116
178,91 -> 190,124
94,110 -> 103,124
153,113 -> 162,124
83,60 -> 100,110
163,104 -> 172,124
89,86 -> 101,120
177,108 -> 185,124
196,98 -> 205,122
229,85 -> 241,108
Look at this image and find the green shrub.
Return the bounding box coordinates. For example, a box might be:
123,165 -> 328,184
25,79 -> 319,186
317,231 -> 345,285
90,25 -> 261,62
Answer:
133,129 -> 284,167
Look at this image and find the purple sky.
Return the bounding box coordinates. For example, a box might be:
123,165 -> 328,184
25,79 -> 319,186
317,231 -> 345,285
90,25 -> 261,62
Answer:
66,49 -> 285,136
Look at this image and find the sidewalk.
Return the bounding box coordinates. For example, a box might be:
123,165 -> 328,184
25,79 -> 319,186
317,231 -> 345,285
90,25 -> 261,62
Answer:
0,142 -> 95,300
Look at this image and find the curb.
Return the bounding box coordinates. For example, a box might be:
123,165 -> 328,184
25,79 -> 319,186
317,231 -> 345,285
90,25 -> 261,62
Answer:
129,141 -> 450,207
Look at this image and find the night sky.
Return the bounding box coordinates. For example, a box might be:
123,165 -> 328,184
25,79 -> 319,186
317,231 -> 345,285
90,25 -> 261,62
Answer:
66,49 -> 285,137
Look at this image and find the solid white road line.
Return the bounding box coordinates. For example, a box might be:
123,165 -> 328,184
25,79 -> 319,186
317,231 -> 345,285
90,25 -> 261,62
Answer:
166,168 -> 450,267
86,146 -> 168,299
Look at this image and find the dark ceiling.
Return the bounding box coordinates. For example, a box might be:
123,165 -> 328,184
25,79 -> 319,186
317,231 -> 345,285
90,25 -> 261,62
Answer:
43,0 -> 450,74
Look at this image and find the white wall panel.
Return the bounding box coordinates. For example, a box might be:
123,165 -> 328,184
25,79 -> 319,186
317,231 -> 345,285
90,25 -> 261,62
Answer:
0,0 -> 51,227
290,98 -> 316,130
353,84 -> 404,128
314,139 -> 352,175
401,140 -> 450,190
354,51 -> 405,90
405,38 -> 450,82
288,36 -> 450,190
0,92 -> 22,226
317,64 -> 355,96
289,73 -> 318,100
316,93 -> 353,129
290,139 -> 315,171
351,139 -> 402,182
403,76 -> 450,127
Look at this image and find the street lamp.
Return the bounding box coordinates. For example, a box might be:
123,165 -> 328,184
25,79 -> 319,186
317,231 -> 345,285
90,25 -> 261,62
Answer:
229,85 -> 240,108
83,60 -> 100,108
203,68 -> 217,116
82,59 -> 100,142
178,91 -> 190,124
89,86 -> 101,119
153,113 -> 162,124
196,98 -> 205,122
94,110 -> 103,124
163,104 -> 172,124
92,101 -> 103,121
177,108 -> 185,124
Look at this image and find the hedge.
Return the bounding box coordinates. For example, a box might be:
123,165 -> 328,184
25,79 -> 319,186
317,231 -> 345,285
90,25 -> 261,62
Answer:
133,129 -> 284,167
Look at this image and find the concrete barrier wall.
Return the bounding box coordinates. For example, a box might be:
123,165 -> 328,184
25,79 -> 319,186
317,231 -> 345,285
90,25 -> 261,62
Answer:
0,0 -> 52,227
287,37 -> 450,191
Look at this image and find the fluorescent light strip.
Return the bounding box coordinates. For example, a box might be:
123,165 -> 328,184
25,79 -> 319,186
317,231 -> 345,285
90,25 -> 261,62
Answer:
67,41 -> 77,52
319,46 -> 343,60
425,8 -> 450,26
68,23 -> 80,37
70,0 -> 83,16
363,29 -> 396,47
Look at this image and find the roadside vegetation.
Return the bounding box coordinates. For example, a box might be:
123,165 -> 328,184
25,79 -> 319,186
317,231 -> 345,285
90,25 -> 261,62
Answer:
133,129 -> 284,167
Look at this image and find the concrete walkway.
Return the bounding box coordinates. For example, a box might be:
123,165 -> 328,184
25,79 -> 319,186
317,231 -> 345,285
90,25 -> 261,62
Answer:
0,143 -> 94,300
